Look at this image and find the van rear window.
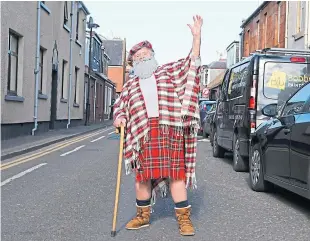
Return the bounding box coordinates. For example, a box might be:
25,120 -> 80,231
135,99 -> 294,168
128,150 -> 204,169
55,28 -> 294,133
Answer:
263,62 -> 310,100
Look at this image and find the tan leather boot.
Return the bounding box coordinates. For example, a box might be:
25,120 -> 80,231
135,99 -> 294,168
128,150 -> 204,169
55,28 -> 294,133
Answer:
126,205 -> 151,230
175,205 -> 195,236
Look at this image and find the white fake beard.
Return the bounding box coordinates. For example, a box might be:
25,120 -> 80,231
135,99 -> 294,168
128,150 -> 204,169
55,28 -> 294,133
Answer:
133,56 -> 159,79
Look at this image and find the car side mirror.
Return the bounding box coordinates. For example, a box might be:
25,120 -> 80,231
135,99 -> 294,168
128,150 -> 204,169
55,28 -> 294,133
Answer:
262,103 -> 277,117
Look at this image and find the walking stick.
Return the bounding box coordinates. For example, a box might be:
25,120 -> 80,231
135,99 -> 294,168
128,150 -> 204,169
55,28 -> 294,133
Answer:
111,125 -> 124,237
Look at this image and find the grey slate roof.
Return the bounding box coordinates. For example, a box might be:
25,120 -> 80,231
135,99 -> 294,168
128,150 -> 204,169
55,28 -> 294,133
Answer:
208,60 -> 227,69
102,40 -> 124,66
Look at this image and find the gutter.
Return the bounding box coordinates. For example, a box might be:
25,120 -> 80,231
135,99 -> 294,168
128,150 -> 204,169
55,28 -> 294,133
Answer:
79,1 -> 90,15
67,1 -> 74,129
32,1 -> 41,136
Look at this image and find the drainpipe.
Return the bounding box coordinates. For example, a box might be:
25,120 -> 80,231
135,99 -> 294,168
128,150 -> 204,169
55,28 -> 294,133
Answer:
94,80 -> 97,122
32,1 -> 41,136
285,1 -> 289,48
67,1 -> 74,129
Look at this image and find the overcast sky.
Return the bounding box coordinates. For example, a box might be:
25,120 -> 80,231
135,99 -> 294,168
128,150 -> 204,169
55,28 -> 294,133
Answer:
85,0 -> 262,65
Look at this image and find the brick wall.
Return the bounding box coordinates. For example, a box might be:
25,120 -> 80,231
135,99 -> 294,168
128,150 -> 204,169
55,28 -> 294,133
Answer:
242,1 -> 286,57
107,66 -> 124,93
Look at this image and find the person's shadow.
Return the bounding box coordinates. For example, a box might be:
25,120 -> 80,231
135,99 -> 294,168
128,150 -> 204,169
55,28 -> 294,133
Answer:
147,185 -> 206,223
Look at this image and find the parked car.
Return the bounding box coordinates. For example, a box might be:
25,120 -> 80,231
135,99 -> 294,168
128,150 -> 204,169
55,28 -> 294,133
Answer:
201,103 -> 217,138
211,48 -> 310,172
199,97 -> 209,104
249,82 -> 310,200
199,100 -> 216,124
199,100 -> 216,135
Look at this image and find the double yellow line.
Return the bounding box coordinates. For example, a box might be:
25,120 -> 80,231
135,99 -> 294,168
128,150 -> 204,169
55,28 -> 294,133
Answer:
1,129 -> 108,171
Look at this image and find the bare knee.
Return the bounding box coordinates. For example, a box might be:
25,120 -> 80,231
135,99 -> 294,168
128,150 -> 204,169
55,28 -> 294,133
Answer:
170,179 -> 187,203
135,180 -> 152,200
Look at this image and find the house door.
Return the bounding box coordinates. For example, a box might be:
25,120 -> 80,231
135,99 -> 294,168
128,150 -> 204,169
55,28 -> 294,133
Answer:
49,69 -> 58,129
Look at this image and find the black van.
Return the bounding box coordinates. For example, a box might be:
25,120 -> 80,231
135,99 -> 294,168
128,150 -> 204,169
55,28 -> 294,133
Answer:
211,48 -> 310,172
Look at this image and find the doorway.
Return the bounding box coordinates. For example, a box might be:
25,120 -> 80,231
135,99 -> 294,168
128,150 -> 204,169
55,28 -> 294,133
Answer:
49,69 -> 58,129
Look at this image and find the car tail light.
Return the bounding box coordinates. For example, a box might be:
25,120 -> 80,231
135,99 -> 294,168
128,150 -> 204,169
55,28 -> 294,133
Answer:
249,77 -> 257,110
249,96 -> 255,109
290,57 -> 306,63
249,76 -> 257,134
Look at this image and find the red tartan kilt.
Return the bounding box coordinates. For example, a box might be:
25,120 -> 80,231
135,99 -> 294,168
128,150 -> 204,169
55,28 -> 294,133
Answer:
136,118 -> 186,182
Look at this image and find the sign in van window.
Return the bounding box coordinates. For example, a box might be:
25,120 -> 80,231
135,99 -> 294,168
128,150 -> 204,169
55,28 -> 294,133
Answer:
263,62 -> 310,100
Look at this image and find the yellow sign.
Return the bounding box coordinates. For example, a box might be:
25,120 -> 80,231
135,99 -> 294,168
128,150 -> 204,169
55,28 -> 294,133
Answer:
266,71 -> 287,90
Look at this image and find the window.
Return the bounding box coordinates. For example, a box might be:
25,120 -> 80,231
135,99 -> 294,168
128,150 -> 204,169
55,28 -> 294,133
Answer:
227,62 -> 249,99
74,67 -> 79,103
64,1 -> 68,26
296,1 -> 303,33
104,86 -> 112,115
263,62 -> 310,101
277,2 -> 281,45
256,20 -> 260,50
84,81 -> 87,110
282,83 -> 310,116
96,82 -> 99,107
61,60 -> 68,99
264,13 -> 267,48
102,55 -> 109,76
91,39 -> 101,71
8,31 -> 19,94
247,29 -> 251,54
39,48 -> 44,94
104,86 -> 108,114
220,71 -> 230,100
108,87 -> 112,115
76,11 -> 80,40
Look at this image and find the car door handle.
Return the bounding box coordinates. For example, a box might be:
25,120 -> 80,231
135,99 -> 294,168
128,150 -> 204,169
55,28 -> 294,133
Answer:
283,128 -> 291,134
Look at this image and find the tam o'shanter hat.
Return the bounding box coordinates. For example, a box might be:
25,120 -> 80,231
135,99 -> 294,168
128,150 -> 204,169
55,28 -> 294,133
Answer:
127,40 -> 154,63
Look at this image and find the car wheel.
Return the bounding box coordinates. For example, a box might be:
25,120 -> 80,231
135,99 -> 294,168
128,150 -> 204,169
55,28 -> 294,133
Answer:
212,129 -> 225,158
202,126 -> 208,138
307,165 -> 310,199
210,126 -> 214,146
232,134 -> 249,172
249,143 -> 271,192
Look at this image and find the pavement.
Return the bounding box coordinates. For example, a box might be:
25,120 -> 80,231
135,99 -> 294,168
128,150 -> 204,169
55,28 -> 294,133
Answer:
1,133 -> 310,241
1,120 -> 114,160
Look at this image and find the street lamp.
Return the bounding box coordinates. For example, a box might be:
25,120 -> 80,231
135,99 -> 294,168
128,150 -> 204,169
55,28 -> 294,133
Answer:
85,16 -> 100,126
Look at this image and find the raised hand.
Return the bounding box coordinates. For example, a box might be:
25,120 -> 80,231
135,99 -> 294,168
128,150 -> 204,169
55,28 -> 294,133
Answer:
187,15 -> 203,38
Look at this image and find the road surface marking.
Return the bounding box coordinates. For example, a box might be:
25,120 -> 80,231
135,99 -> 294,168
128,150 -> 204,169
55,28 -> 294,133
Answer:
1,127 -> 114,170
90,136 -> 105,142
108,131 -> 115,135
1,131 -> 102,169
198,139 -> 210,142
60,145 -> 85,157
1,163 -> 47,187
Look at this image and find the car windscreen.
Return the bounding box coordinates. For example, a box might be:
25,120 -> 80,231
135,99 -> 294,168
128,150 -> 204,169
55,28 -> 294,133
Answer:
200,101 -> 215,111
263,61 -> 310,101
209,104 -> 216,112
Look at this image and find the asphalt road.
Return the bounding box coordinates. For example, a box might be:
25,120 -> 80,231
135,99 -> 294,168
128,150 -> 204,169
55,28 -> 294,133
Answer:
1,128 -> 310,241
